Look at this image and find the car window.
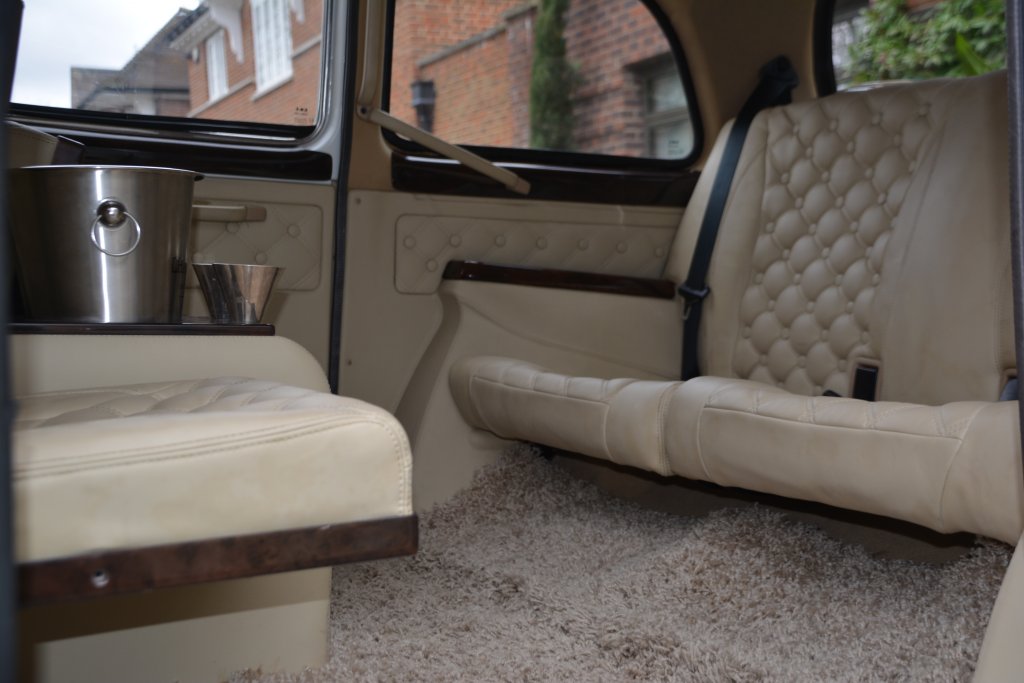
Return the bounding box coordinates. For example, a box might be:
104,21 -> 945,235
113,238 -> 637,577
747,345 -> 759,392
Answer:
12,0 -> 325,130
387,0 -> 696,161
831,0 -> 1005,90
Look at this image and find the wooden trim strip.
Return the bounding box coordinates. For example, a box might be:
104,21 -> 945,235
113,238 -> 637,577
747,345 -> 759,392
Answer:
9,322 -> 275,336
19,515 -> 418,606
442,260 -> 677,299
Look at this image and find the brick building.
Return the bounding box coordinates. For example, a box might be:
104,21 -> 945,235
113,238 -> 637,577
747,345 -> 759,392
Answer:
391,0 -> 692,159
170,0 -> 323,125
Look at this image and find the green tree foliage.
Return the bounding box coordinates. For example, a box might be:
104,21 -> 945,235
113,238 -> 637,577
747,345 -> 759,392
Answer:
848,0 -> 1005,82
530,0 -> 575,150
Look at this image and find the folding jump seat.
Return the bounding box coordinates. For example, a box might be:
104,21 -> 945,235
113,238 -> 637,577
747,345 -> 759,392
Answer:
12,335 -> 415,680
450,70 -> 1024,546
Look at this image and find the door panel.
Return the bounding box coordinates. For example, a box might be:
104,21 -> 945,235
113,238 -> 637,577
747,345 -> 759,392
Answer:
342,189 -> 682,407
185,177 -> 336,370
340,188 -> 684,509
394,210 -> 678,294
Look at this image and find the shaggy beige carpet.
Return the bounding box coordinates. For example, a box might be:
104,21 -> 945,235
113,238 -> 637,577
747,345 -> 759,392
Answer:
239,453 -> 1012,682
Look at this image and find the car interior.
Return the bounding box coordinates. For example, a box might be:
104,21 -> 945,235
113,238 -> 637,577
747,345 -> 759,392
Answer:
1,0 -> 1023,680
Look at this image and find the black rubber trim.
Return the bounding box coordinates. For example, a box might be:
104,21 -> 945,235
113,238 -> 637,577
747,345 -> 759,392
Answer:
851,365 -> 879,402
378,0 -> 704,196
814,0 -> 839,96
0,2 -> 20,680
391,154 -> 700,207
10,103 -> 314,141
327,0 -> 361,394
58,132 -> 334,181
1007,0 -> 1024,512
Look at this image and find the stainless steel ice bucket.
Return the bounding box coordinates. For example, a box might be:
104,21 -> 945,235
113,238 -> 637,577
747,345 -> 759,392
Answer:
9,165 -> 201,323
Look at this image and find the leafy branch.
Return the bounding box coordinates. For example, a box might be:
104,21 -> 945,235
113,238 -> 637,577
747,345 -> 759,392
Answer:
847,0 -> 1005,82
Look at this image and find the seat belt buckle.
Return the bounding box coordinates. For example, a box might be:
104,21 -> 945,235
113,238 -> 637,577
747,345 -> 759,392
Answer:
677,283 -> 709,320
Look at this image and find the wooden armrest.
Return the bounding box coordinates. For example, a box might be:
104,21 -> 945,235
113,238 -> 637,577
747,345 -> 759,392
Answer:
20,515 -> 418,606
442,260 -> 676,299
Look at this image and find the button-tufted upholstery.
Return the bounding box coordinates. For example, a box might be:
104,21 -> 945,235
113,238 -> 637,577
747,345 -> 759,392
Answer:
395,214 -> 677,293
14,377 -> 413,563
449,71 -> 1024,544
189,202 -> 324,291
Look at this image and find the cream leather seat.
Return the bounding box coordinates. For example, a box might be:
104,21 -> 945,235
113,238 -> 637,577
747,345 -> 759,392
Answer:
450,70 -> 1024,545
12,335 -> 415,680
15,377 -> 412,567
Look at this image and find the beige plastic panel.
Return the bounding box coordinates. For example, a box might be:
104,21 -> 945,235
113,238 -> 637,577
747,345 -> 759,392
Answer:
10,335 -> 330,396
20,569 -> 329,683
395,213 -> 677,294
185,177 -> 335,370
341,190 -> 682,509
341,190 -> 682,413
190,204 -> 323,291
397,281 -> 680,510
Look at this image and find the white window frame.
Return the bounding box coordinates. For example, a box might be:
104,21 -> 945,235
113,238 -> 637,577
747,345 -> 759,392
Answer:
205,30 -> 229,102
251,0 -> 294,94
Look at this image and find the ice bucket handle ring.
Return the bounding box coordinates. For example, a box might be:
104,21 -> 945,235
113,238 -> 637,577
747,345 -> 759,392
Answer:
90,199 -> 141,257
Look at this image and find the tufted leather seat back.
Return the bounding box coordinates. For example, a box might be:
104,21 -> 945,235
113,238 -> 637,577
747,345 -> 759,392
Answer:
666,71 -> 1013,404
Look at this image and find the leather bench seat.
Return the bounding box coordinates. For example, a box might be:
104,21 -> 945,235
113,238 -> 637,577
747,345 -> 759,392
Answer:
451,358 -> 1023,544
14,376 -> 413,564
450,70 -> 1024,546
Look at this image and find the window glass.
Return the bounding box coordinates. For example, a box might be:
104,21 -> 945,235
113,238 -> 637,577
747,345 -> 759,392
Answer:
389,0 -> 694,160
12,0 -> 324,128
832,0 -> 1005,90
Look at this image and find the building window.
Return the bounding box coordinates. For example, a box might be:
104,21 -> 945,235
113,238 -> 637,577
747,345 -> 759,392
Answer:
251,0 -> 293,93
205,30 -> 229,101
643,64 -> 692,160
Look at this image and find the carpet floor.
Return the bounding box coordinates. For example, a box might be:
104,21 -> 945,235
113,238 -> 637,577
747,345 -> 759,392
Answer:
239,452 -> 1013,682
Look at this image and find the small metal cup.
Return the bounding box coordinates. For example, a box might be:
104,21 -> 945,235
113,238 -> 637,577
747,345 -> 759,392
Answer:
192,263 -> 281,324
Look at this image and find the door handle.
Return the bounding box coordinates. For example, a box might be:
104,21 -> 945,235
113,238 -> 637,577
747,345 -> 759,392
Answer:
192,203 -> 267,223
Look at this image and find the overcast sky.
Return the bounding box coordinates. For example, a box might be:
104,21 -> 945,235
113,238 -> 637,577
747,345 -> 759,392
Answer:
12,0 -> 200,108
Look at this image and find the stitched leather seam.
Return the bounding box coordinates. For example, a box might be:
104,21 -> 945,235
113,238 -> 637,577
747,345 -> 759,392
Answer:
17,412 -> 384,470
23,380 -> 191,400
20,379 -> 333,427
701,404 -> 967,440
692,384 -> 727,482
468,376 -> 616,459
467,376 -> 502,436
16,412 -> 379,472
471,373 -> 624,402
18,415 -> 405,482
654,383 -> 679,475
936,403 -> 987,530
600,398 -> 614,462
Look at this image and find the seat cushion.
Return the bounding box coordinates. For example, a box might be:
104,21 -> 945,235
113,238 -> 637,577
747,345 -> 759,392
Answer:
450,356 -> 681,475
451,357 -> 1024,544
669,376 -> 1024,544
14,377 -> 413,563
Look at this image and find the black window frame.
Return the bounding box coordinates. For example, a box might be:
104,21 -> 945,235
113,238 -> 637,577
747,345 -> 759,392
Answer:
380,0 -> 704,183
814,0 -> 840,96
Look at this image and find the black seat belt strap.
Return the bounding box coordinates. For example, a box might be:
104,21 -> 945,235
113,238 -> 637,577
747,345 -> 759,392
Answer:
679,56 -> 798,380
